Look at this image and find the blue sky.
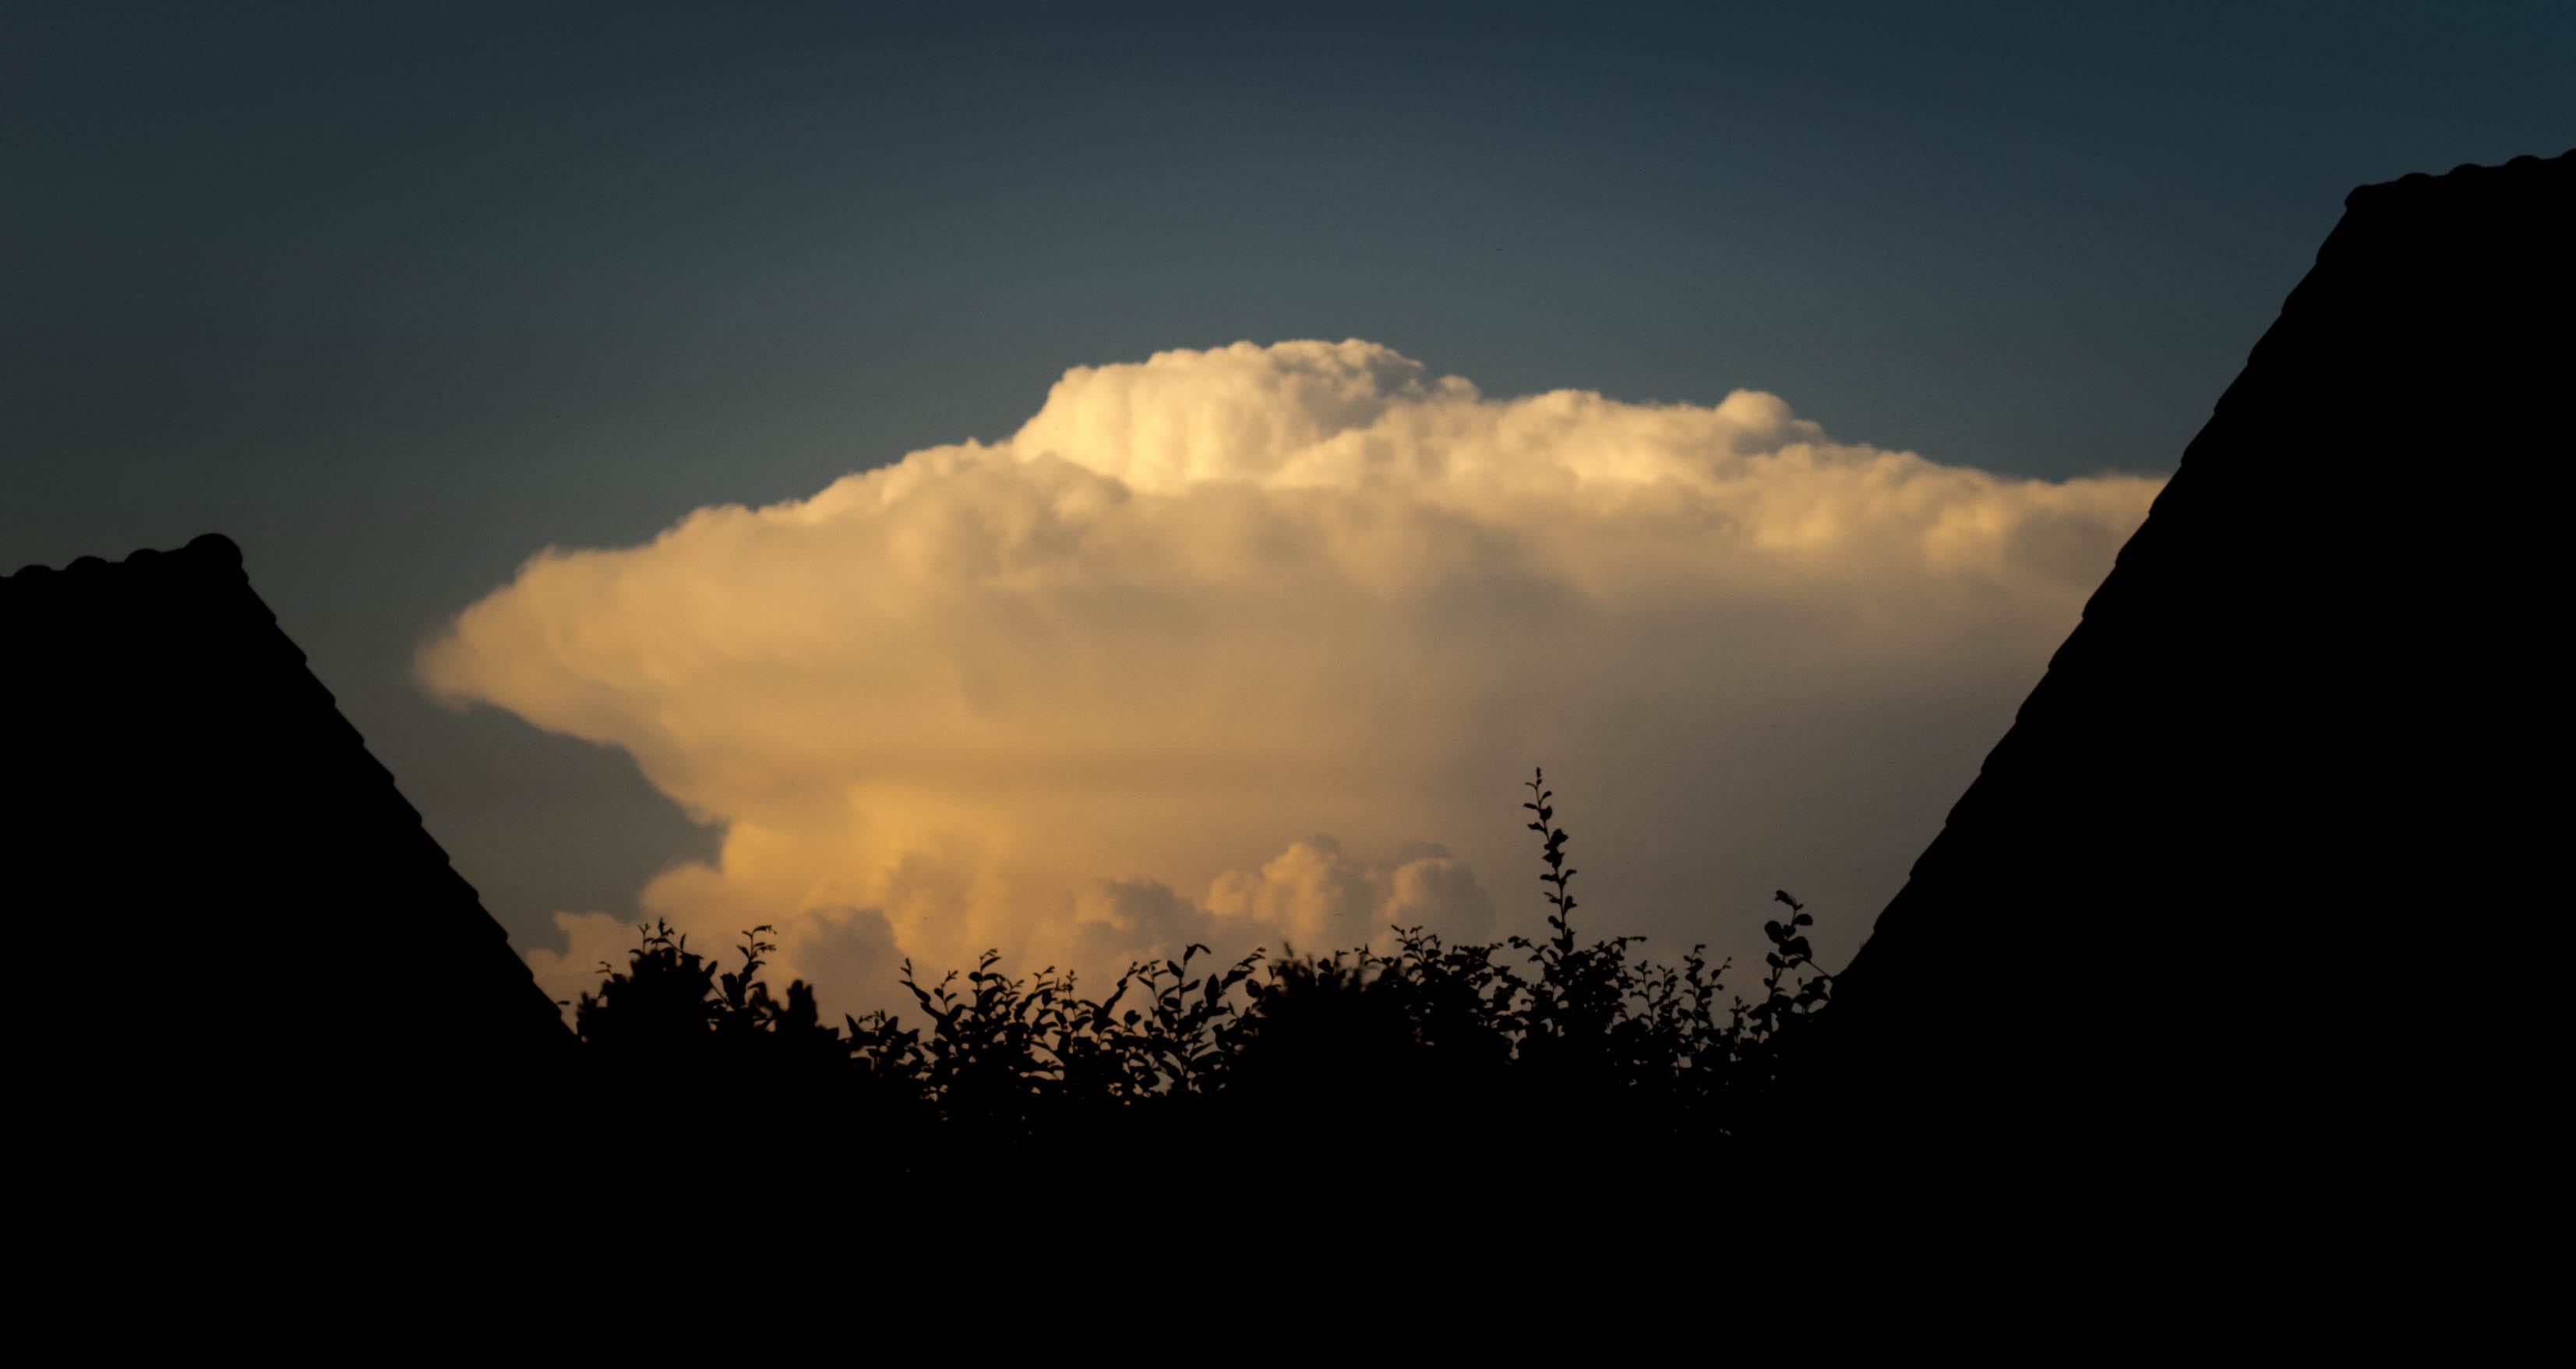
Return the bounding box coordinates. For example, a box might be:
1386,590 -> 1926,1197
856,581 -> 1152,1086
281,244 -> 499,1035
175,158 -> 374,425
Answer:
5,2 -> 2567,965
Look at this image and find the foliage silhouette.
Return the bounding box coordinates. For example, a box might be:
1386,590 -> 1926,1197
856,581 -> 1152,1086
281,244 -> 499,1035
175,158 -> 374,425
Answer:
571,768 -> 1835,1181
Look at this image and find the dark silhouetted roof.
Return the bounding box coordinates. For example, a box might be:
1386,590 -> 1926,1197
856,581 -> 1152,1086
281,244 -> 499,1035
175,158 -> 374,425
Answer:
1784,150 -> 2571,1198
2,533 -> 570,1098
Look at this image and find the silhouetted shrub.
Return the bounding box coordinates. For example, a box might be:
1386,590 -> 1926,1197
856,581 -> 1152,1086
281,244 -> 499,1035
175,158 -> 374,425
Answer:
571,768 -> 1834,1180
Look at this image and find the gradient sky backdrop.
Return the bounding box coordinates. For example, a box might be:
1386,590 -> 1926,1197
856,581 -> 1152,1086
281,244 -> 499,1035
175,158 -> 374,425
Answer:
6,2 -> 2569,982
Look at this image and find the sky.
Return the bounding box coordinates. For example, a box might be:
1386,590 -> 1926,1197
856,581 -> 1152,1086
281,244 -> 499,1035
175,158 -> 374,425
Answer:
5,3 -> 2569,1014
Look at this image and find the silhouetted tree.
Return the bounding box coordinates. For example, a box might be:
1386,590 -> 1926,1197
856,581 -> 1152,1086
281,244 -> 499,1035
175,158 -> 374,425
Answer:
565,769 -> 1838,1181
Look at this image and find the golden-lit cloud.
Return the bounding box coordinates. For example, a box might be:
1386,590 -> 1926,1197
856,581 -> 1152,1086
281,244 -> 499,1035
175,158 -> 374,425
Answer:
419,340 -> 2162,1017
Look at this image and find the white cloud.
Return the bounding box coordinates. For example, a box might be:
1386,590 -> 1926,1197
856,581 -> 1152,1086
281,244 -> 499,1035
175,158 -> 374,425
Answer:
422,340 -> 2161,1018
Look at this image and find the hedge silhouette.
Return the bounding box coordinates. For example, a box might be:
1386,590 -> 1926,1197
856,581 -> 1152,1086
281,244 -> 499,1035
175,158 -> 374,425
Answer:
570,769 -> 1835,1184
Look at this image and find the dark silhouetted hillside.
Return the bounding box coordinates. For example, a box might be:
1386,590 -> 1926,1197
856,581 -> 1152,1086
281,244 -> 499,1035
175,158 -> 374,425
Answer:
1774,150 -> 2572,1217
2,534 -> 568,1191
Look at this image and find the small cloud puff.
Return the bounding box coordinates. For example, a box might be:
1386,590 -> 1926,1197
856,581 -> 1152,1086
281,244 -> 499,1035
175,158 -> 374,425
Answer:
422,341 -> 2161,1018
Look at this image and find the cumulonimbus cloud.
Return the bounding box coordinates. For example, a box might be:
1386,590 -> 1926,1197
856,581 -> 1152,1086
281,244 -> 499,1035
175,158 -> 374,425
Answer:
418,340 -> 2162,1018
